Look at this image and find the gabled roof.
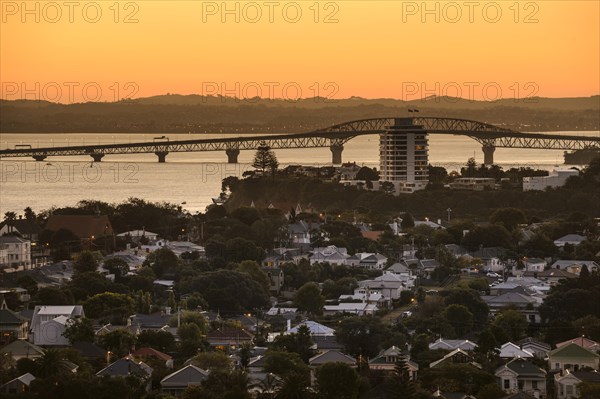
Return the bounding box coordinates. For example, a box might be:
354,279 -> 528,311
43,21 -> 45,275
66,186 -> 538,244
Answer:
554,234 -> 586,244
0,219 -> 41,235
0,301 -> 28,325
429,338 -> 477,351
571,370 -> 600,383
430,348 -> 481,369
309,350 -> 356,366
132,347 -> 172,362
206,328 -> 254,340
549,342 -> 600,360
497,358 -> 546,378
71,341 -> 107,359
0,340 -> 45,358
556,336 -> 600,351
96,356 -> 153,378
289,320 -> 335,336
498,342 -> 534,358
0,235 -> 29,244
160,364 -> 209,387
515,337 -> 551,351
0,373 -> 36,388
45,214 -> 113,239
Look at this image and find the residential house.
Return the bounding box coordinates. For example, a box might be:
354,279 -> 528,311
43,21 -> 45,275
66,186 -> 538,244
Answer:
132,347 -> 174,368
29,305 -> 85,346
71,341 -> 108,365
358,272 -> 415,305
432,390 -> 477,399
262,266 -> 285,293
97,356 -> 153,391
368,345 -> 419,380
0,298 -> 29,344
116,230 -> 159,244
430,348 -> 482,369
0,218 -> 41,241
429,338 -> 478,351
262,248 -> 305,268
160,364 -> 210,396
523,258 -> 547,273
0,373 -> 36,394
0,339 -> 44,361
310,246 -> 349,266
339,287 -> 386,307
550,260 -> 599,275
471,247 -> 507,272
515,337 -> 551,359
482,292 -> 543,323
498,342 -> 534,359
556,336 -> 600,352
554,234 -> 586,248
495,358 -> 547,398
525,269 -> 578,285
523,169 -> 579,191
554,370 -> 600,399
0,236 -> 31,271
287,320 -> 341,350
308,350 -> 357,384
288,221 -> 321,246
548,342 -> 600,372
323,302 -> 378,316
386,262 -> 414,276
206,328 -> 254,351
346,253 -> 388,270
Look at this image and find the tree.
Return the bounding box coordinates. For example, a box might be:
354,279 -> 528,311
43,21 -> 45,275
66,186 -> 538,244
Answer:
98,330 -> 136,357
355,166 -> 379,182
63,317 -> 95,344
252,144 -> 279,175
136,330 -> 175,352
24,207 -> 36,222
293,282 -> 324,315
491,309 -> 528,342
84,292 -> 134,324
489,208 -> 527,232
401,213 -> 415,229
3,211 -> 17,233
34,349 -> 75,378
237,260 -> 271,294
335,315 -> 392,358
178,322 -> 203,342
443,304 -> 474,338
444,288 -> 489,326
271,324 -> 314,363
35,286 -> 74,305
263,351 -> 310,380
188,351 -> 232,371
477,382 -> 506,399
147,247 -> 179,278
74,251 -> 98,274
103,258 -> 129,280
386,358 -> 416,399
315,362 -> 360,399
380,181 -> 396,194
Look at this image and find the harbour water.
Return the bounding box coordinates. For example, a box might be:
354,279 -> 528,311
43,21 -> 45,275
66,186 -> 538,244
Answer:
0,132 -> 597,215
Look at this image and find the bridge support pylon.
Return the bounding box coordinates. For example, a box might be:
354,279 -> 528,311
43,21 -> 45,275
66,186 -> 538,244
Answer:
330,144 -> 344,165
91,153 -> 105,162
33,155 -> 47,162
482,145 -> 495,165
155,151 -> 168,163
226,148 -> 240,163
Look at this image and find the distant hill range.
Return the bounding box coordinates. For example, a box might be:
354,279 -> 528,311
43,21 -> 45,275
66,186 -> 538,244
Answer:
1,95 -> 598,133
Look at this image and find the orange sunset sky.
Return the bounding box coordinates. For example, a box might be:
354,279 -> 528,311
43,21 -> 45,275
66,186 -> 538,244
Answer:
1,0 -> 599,103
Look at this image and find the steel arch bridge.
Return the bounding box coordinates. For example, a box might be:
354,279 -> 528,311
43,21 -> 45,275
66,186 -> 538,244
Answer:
1,116 -> 598,165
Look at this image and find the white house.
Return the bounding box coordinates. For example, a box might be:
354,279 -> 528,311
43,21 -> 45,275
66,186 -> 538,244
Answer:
554,234 -> 586,248
310,246 -> 349,266
0,236 -> 31,271
116,230 -> 159,243
524,258 -> 547,273
555,370 -> 600,399
429,338 -> 478,351
30,305 -> 85,346
345,253 -> 387,270
550,260 -> 599,275
498,342 -> 535,359
495,358 -> 547,398
523,169 -> 579,191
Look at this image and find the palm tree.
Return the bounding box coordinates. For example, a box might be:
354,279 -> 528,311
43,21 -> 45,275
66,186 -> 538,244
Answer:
34,348 -> 74,378
277,372 -> 312,399
257,373 -> 281,399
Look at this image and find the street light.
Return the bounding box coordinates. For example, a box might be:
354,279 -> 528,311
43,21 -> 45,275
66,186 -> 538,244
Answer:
447,208 -> 452,222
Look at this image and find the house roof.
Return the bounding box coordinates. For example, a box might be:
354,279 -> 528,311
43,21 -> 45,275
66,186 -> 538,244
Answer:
161,364 -> 209,387
515,337 -> 551,351
498,358 -> 546,378
206,328 -> 254,340
549,342 -> 600,359
0,340 -> 45,358
0,301 -> 28,325
71,341 -> 107,359
96,356 -> 153,378
309,350 -> 356,366
556,336 -> 600,351
526,269 -> 578,279
132,347 -> 172,361
430,348 -> 481,369
571,370 -> 600,383
498,342 -> 534,358
45,214 -> 113,239
0,235 -> 29,244
0,373 -> 36,389
554,234 -> 586,244
429,338 -> 477,350
289,320 -> 335,336
0,219 -> 41,235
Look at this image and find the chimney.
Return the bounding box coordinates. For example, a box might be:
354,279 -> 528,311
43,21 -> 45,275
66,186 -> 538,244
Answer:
286,319 -> 291,332
165,307 -> 171,315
